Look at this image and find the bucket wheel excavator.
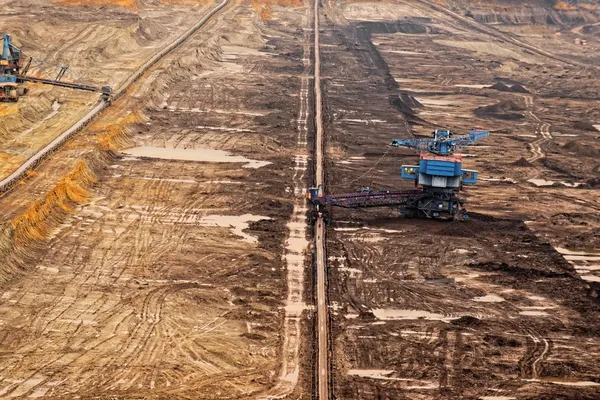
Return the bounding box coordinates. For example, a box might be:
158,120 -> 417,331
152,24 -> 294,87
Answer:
307,129 -> 490,221
1,34 -> 111,102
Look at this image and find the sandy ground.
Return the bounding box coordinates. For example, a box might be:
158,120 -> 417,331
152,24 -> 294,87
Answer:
0,0 -> 313,398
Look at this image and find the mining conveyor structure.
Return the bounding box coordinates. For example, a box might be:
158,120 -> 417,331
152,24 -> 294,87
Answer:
1,34 -> 111,102
307,129 -> 490,220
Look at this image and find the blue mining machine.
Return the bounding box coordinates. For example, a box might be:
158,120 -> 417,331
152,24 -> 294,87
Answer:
306,129 -> 490,221
1,34 -> 111,102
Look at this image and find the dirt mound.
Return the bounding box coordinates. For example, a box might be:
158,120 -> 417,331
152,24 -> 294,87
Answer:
490,82 -> 530,93
494,77 -> 525,86
512,157 -> 533,167
100,34 -> 140,59
563,140 -> 600,157
398,92 -> 422,108
439,222 -> 477,237
452,316 -> 483,327
483,334 -> 521,347
581,24 -> 600,36
136,18 -> 168,42
564,228 -> 600,249
389,94 -> 424,123
474,100 -> 525,120
574,121 -> 599,132
585,177 -> 600,187
357,21 -> 440,36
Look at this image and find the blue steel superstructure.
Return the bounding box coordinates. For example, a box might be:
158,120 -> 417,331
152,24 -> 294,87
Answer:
0,34 -> 23,100
306,129 -> 489,220
393,129 -> 489,218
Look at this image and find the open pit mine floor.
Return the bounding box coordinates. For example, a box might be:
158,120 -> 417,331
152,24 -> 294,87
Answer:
1,0 -> 600,399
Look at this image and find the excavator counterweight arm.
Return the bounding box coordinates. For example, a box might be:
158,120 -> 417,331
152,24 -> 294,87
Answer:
391,129 -> 489,156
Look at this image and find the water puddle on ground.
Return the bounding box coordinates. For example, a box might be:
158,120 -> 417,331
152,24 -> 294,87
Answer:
44,100 -> 61,121
564,255 -> 600,261
347,369 -> 395,379
472,294 -> 505,303
198,214 -> 270,243
519,310 -> 549,316
372,309 -> 458,322
346,370 -> 437,389
453,249 -> 470,254
480,397 -> 516,400
581,275 -> 600,282
122,146 -> 271,168
415,98 -> 458,107
527,295 -> 546,301
454,84 -> 491,89
554,246 -> 600,282
526,378 -> 600,387
555,247 -> 600,256
455,273 -> 482,282
379,49 -> 425,55
341,118 -> 386,124
527,178 -> 584,187
577,265 -> 600,271
520,305 -> 557,310
479,177 -> 517,184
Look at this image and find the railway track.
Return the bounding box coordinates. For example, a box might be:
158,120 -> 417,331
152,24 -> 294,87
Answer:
0,0 -> 230,195
312,0 -> 329,398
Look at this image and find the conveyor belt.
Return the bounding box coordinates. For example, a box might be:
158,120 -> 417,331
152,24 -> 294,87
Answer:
312,189 -> 426,209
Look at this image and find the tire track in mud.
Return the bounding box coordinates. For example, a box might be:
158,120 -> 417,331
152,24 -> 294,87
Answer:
523,95 -> 552,163
260,5 -> 312,399
519,328 -> 552,380
0,173 -> 235,397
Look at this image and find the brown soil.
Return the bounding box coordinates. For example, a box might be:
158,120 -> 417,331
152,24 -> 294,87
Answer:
474,100 -> 525,120
0,0 -> 599,398
320,0 -> 600,398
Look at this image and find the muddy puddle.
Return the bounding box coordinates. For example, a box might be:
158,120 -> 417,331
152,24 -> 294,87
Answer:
454,84 -> 491,89
581,275 -> 600,282
527,178 -> 584,187
472,294 -> 505,303
122,146 -> 271,168
379,49 -> 425,55
526,378 -> 600,387
554,246 -> 600,282
480,397 -> 516,400
198,214 -> 270,243
519,310 -> 549,316
347,369 -> 395,379
415,98 -> 457,107
372,308 -> 459,322
346,370 -> 437,389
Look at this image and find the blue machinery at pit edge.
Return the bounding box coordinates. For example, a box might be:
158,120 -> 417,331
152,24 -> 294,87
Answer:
306,129 -> 490,221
